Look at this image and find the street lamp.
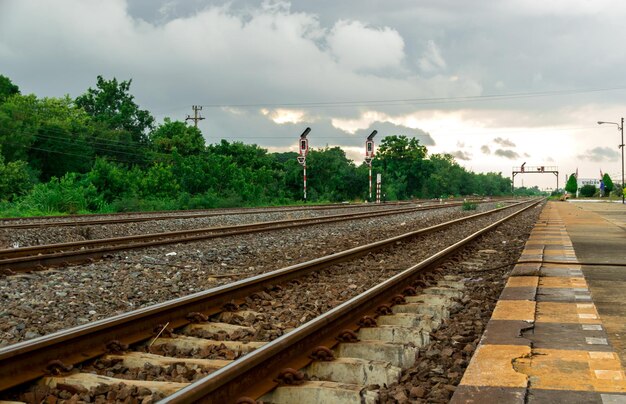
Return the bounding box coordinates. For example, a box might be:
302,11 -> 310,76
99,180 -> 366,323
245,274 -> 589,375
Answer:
597,118 -> 625,204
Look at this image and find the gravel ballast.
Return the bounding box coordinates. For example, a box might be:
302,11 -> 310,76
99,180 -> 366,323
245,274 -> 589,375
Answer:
0,202 -> 508,346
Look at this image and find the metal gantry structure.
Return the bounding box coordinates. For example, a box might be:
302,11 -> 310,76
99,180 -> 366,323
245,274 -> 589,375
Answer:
511,162 -> 559,192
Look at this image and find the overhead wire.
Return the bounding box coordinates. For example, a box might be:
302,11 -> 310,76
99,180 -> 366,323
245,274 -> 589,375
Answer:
195,85 -> 626,109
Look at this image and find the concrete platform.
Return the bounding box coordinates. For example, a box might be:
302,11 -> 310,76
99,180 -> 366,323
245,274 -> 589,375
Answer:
452,201 -> 626,403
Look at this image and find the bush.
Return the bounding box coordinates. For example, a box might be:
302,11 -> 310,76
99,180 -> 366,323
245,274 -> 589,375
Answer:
579,184 -> 597,197
19,173 -> 106,214
462,201 -> 478,211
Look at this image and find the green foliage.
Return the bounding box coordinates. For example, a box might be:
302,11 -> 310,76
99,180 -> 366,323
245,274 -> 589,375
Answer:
0,153 -> 35,201
462,201 -> 478,211
0,75 -> 520,216
140,163 -> 180,198
565,174 -> 578,194
87,158 -> 139,202
75,75 -> 154,145
602,173 -> 614,194
579,184 -> 597,197
0,75 -> 19,103
150,118 -> 205,157
20,173 -> 105,214
513,186 -> 546,197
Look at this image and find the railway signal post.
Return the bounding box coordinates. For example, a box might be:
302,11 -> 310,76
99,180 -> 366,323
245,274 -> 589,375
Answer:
297,127 -> 311,202
364,130 -> 377,201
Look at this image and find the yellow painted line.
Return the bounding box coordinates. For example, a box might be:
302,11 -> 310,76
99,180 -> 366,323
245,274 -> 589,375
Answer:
536,302 -> 601,324
459,344 -> 530,388
589,352 -> 618,360
539,277 -> 588,289
506,276 -> 539,288
542,263 -> 582,270
491,300 -> 536,322
514,348 -> 626,392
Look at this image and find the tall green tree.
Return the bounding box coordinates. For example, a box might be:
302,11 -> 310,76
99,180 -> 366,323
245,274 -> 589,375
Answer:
565,174 -> 578,194
374,135 -> 428,199
306,147 -> 362,201
76,76 -> 154,145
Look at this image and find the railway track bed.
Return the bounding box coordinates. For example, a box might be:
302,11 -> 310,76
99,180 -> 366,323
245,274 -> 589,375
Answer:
1,201 -> 505,347
0,200 -> 542,403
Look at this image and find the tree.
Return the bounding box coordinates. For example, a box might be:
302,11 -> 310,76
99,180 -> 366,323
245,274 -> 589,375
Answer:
602,173 -> 614,196
375,135 -> 428,199
0,152 -> 35,201
565,174 -> 578,195
76,76 -> 154,144
0,75 -> 19,104
306,147 -> 361,201
150,118 -> 205,157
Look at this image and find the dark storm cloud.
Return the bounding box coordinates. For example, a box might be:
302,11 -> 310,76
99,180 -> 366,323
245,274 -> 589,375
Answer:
493,137 -> 516,147
450,150 -> 472,161
4,0 -> 626,177
494,149 -> 520,159
200,109 -> 436,153
577,147 -> 620,162
353,121 -> 435,147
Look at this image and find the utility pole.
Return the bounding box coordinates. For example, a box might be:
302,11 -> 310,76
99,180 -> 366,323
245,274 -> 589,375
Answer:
186,105 -> 205,128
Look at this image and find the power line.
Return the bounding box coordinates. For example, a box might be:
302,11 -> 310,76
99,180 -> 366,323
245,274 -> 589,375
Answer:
185,105 -> 205,128
194,85 -> 626,109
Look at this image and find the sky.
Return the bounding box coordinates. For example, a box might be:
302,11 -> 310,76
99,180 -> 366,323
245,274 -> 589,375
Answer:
2,0 -> 626,190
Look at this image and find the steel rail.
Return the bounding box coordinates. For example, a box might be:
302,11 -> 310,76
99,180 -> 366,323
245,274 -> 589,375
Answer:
0,199 -> 536,392
0,201 -> 416,229
163,198 -> 544,403
0,200 -> 499,272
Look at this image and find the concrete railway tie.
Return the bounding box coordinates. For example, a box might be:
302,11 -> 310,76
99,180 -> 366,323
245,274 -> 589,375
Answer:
260,277 -> 464,403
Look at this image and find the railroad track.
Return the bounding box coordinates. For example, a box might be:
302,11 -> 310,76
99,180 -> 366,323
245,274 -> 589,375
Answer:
0,200 -> 502,273
0,198 -> 542,403
0,201 -> 418,230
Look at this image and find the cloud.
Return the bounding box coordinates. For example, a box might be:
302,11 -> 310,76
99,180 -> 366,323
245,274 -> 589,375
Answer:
353,121 -> 435,146
494,149 -> 520,159
450,150 -> 472,161
578,147 -> 620,162
480,145 -> 491,154
327,20 -> 405,71
418,40 -> 446,73
493,137 -> 516,147
261,108 -> 308,124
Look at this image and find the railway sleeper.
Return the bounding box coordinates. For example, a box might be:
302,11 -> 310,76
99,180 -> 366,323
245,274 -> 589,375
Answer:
260,276 -> 465,404
7,279 -> 464,403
